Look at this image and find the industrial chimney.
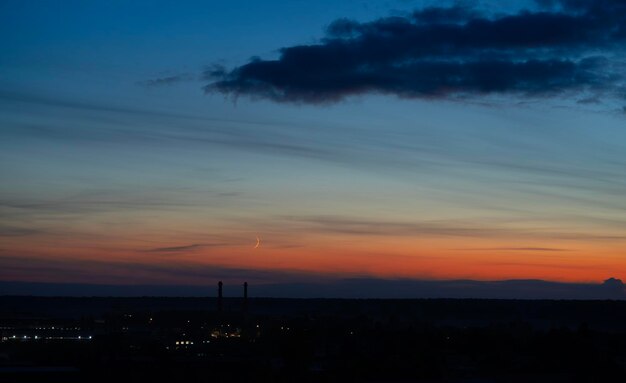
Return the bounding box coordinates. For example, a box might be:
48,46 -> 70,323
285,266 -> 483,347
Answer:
217,281 -> 223,312
243,282 -> 248,313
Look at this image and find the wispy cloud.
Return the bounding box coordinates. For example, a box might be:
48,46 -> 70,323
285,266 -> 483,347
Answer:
279,215 -> 626,242
0,89 -> 205,121
206,0 -> 626,105
138,73 -> 196,87
144,244 -> 206,253
143,243 -> 229,253
463,247 -> 570,252
0,254 -> 330,286
0,225 -> 41,237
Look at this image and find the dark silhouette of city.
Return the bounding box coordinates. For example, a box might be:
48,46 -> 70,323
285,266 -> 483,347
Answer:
1,282 -> 626,382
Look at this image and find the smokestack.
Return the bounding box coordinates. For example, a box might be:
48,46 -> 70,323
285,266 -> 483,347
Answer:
243,282 -> 248,313
217,281 -> 223,312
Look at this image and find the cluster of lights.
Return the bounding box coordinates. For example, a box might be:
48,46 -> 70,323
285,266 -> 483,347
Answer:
2,335 -> 92,341
31,327 -> 81,330
175,340 -> 193,345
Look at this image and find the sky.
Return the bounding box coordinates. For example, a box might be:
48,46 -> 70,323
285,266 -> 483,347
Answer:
1,0 -> 626,296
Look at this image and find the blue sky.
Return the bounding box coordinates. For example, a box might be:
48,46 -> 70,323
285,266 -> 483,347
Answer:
1,0 -> 626,295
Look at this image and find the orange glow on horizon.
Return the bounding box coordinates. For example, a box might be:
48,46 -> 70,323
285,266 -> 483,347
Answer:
2,230 -> 624,286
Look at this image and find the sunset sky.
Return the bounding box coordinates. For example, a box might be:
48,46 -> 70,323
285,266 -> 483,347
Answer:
1,0 -> 626,293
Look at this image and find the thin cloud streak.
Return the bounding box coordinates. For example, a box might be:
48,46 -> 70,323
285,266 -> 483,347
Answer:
4,87 -> 626,205
138,73 -> 196,87
143,243 -> 229,253
280,215 -> 626,242
0,225 -> 42,237
462,247 -> 570,252
0,254 -> 329,286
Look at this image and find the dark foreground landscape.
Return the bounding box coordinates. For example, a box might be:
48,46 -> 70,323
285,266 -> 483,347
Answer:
1,296 -> 626,382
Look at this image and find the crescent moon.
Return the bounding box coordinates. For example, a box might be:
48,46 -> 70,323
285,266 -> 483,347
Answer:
255,236 -> 261,249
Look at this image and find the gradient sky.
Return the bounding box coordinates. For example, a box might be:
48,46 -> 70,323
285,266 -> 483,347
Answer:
1,0 -> 626,291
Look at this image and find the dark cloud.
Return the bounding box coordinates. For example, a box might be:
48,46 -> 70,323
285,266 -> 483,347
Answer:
603,277 -> 625,291
206,0 -> 626,104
